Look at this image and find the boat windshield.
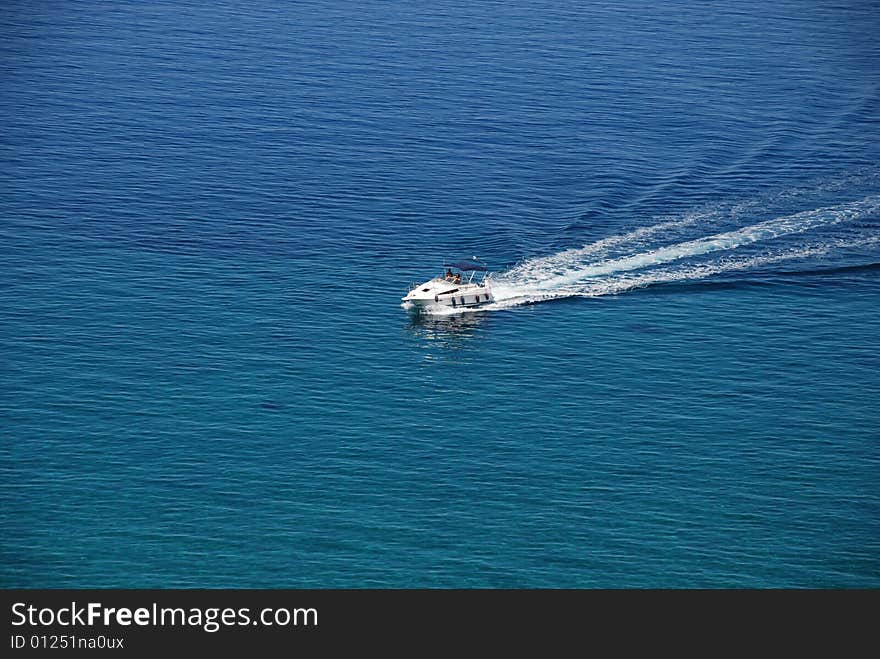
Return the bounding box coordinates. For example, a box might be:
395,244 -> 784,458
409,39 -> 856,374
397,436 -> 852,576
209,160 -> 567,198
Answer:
440,259 -> 489,284
441,269 -> 487,285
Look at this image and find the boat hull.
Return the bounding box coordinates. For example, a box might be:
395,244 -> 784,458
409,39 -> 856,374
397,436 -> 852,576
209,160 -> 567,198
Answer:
402,277 -> 493,310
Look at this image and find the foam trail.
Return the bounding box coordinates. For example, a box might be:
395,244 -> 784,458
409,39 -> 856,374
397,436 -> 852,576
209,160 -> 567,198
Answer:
487,195 -> 880,308
505,207 -> 724,280
488,235 -> 880,308
565,236 -> 880,298
538,198 -> 878,287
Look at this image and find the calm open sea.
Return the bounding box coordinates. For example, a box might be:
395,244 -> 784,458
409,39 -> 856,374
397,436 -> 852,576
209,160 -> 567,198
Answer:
2,0 -> 879,587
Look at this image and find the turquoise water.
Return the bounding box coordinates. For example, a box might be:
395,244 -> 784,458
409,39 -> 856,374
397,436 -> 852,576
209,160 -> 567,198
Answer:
2,1 -> 879,587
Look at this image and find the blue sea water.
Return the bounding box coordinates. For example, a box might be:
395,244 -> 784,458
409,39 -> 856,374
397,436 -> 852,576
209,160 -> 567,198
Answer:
1,0 -> 879,588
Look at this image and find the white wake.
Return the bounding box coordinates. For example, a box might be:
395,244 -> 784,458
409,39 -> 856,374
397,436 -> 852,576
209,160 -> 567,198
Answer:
480,195 -> 880,310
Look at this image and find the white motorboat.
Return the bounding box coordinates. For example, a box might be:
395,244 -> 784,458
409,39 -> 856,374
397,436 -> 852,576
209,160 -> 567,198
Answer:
402,259 -> 494,311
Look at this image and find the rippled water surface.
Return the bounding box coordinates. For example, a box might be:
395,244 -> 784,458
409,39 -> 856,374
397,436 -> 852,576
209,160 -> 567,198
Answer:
2,0 -> 879,587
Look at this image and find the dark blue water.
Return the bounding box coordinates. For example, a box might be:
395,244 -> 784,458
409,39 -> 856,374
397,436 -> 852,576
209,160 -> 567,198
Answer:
2,1 -> 879,587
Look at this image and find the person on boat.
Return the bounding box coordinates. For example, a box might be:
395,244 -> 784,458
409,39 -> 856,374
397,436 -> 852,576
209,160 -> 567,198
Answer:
454,272 -> 461,284
445,268 -> 454,281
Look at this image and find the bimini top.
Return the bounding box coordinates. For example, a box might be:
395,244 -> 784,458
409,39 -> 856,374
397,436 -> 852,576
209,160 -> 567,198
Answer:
444,260 -> 488,272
